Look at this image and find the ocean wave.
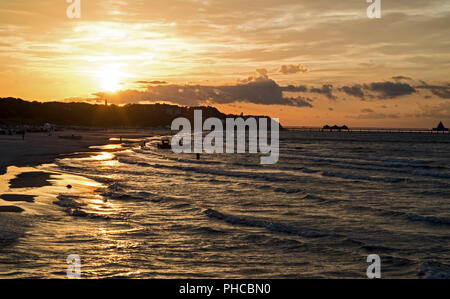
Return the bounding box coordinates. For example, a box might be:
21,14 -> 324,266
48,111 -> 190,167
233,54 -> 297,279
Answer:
131,148 -> 223,166
321,171 -> 404,183
302,168 -> 320,174
61,207 -> 117,220
346,205 -> 450,226
262,237 -> 305,251
100,191 -> 135,201
54,194 -> 114,219
407,214 -> 450,225
256,184 -> 272,189
118,148 -> 450,183
143,162 -> 293,183
167,203 -> 192,210
62,207 -> 89,217
329,163 -> 450,180
107,182 -> 123,191
0,231 -> 21,247
120,153 -> 303,183
100,187 -> 187,204
361,244 -> 396,253
370,208 -> 450,226
299,152 -> 433,166
97,183 -> 175,203
193,226 -> 227,235
300,194 -> 327,201
274,187 -> 302,194
418,262 -> 450,279
53,194 -> 86,209
204,208 -> 326,238
96,182 -> 145,201
374,209 -> 406,217
54,194 -> 89,217
117,158 -> 150,167
278,154 -> 450,180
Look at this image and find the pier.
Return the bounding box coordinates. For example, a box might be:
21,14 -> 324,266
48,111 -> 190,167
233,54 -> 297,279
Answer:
287,121 -> 450,134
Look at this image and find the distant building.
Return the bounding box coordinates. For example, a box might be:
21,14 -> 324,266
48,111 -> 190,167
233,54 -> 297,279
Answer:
432,121 -> 449,132
322,124 -> 349,132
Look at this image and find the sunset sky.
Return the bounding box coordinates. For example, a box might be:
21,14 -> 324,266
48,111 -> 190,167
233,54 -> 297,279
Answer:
0,0 -> 449,127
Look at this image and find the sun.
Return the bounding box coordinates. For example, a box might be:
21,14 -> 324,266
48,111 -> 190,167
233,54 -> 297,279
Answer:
99,68 -> 123,92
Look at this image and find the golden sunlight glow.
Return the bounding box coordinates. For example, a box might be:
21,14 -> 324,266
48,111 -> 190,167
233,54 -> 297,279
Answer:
100,70 -> 121,92
0,0 -> 449,128
97,66 -> 126,92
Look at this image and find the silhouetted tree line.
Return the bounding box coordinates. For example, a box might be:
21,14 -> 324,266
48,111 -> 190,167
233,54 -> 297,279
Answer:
0,97 -> 281,129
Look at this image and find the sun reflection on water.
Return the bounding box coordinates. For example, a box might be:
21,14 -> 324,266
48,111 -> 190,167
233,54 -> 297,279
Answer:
91,152 -> 114,161
90,144 -> 123,151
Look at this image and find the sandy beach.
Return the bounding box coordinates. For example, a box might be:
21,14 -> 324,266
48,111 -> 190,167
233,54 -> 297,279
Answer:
0,128 -> 169,174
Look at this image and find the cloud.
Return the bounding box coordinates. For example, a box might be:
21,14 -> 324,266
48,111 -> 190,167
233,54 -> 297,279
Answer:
135,80 -> 168,85
256,68 -> 269,78
416,82 -> 450,99
309,84 -> 336,100
339,84 -> 365,99
281,85 -> 308,92
92,76 -> 313,107
284,81 -> 417,101
392,76 -> 412,81
111,78 -> 439,108
415,102 -> 450,119
350,109 -> 401,119
237,69 -> 270,84
364,81 -> 416,99
283,97 -> 313,107
279,64 -> 308,75
1,0 -> 449,106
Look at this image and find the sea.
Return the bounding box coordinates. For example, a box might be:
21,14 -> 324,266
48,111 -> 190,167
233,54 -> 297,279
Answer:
0,130 -> 449,278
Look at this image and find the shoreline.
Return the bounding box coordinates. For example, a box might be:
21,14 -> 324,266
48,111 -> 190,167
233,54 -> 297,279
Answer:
0,128 -> 170,175
0,128 -> 170,214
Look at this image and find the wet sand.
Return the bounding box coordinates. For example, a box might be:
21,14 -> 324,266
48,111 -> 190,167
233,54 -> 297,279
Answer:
0,206 -> 24,213
9,171 -> 52,188
0,171 -> 54,212
9,172 -> 54,188
0,128 -> 169,214
0,194 -> 36,203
